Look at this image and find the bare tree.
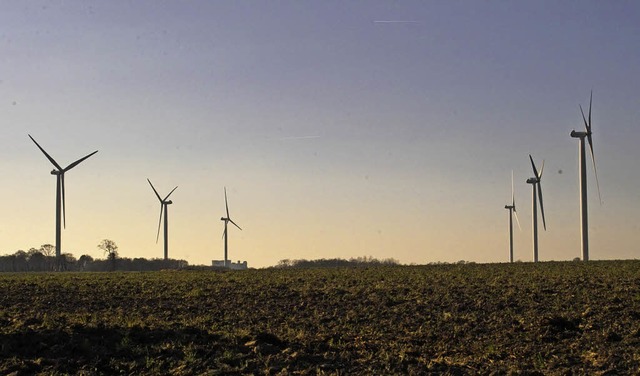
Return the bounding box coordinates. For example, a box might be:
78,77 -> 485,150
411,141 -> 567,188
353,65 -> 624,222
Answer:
40,244 -> 55,257
98,239 -> 118,271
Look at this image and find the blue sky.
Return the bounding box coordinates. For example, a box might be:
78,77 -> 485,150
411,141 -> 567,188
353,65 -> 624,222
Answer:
1,1 -> 639,267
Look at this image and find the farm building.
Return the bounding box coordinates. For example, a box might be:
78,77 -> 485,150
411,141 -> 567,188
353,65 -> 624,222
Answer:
212,260 -> 248,270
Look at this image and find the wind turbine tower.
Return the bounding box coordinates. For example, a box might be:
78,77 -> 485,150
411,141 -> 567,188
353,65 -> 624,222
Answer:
29,135 -> 98,268
148,179 -> 178,261
526,155 -> 546,263
221,187 -> 242,268
570,91 -> 601,261
504,171 -> 521,263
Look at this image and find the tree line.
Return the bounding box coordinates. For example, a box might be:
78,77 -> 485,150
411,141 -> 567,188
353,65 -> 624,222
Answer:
0,240 -> 189,272
274,256 -> 399,269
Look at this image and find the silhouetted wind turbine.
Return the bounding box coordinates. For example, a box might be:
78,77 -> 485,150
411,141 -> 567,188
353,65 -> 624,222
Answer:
148,179 -> 178,261
526,155 -> 546,263
570,91 -> 601,261
504,171 -> 521,263
221,187 -> 242,268
29,135 -> 98,268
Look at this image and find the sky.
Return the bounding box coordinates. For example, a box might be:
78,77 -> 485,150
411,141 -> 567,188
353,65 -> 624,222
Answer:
1,1 -> 639,268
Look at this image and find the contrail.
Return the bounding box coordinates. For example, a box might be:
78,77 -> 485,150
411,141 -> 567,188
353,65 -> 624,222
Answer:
373,20 -> 419,24
278,135 -> 321,141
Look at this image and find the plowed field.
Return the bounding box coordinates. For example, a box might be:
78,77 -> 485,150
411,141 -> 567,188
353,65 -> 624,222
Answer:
1,261 -> 639,374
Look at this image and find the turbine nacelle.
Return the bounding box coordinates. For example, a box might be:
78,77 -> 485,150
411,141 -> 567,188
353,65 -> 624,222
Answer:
526,177 -> 538,184
570,130 -> 587,138
50,170 -> 61,175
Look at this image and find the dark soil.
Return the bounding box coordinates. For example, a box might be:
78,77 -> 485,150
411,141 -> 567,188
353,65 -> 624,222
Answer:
1,261 -> 639,374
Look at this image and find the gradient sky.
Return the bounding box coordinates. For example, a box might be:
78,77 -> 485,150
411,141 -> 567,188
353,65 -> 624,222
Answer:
1,1 -> 639,267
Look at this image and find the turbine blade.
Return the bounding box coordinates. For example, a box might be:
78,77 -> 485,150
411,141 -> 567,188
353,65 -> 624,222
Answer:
585,92 -> 602,205
148,179 -> 162,202
222,226 -> 227,240
580,105 -> 590,133
63,150 -> 98,172
28,135 -> 63,170
61,174 -> 66,229
589,141 -> 602,205
538,183 -> 546,231
539,159 -> 545,179
513,208 -> 522,231
224,187 -> 230,219
529,155 -> 539,179
156,204 -> 164,243
164,186 -> 178,201
588,90 -> 592,133
591,158 -> 602,205
229,219 -> 242,231
586,130 -> 595,158
511,170 -> 515,207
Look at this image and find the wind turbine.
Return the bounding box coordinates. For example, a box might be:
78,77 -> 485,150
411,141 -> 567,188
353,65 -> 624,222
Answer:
570,91 -> 601,261
221,187 -> 242,268
504,171 -> 521,263
526,155 -> 546,263
29,135 -> 98,268
147,179 -> 178,261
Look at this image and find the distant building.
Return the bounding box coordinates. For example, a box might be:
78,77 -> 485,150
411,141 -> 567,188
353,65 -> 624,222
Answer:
212,260 -> 248,270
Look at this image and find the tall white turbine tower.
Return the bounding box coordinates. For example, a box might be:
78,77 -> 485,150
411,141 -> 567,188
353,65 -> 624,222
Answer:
526,155 -> 546,263
148,179 -> 178,261
221,187 -> 242,268
570,91 -> 601,261
29,135 -> 98,269
504,171 -> 521,263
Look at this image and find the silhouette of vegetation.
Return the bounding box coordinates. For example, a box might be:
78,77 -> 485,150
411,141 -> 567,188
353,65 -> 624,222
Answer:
40,243 -> 55,257
0,247 -> 188,272
77,254 -> 94,271
97,239 -> 118,271
275,256 -> 399,268
0,261 -> 638,374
